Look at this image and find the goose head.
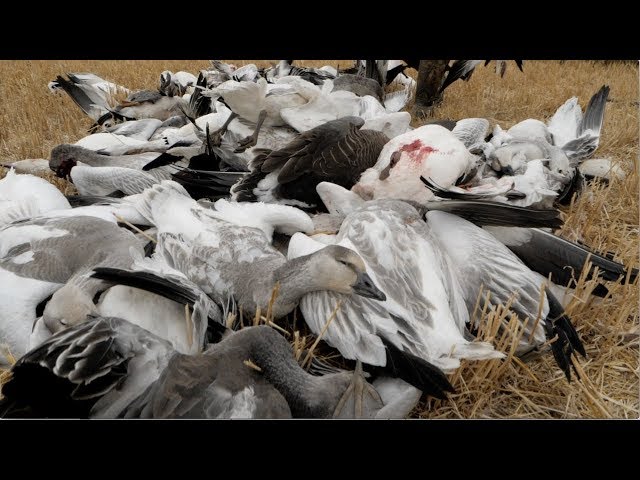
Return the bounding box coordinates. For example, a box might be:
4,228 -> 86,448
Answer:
43,283 -> 98,334
307,245 -> 385,301
49,144 -> 80,179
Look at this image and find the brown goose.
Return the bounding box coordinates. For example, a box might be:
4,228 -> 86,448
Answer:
231,116 -> 389,210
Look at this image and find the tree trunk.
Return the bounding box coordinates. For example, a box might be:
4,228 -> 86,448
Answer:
413,60 -> 449,117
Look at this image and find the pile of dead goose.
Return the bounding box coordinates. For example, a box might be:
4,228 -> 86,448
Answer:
0,60 -> 634,419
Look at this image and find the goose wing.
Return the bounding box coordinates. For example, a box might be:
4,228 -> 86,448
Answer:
426,210 -> 549,344
263,117 -> 387,185
290,201 -> 501,372
0,316 -> 174,418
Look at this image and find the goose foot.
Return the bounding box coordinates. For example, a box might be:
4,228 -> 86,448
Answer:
208,112 -> 238,147
234,109 -> 267,153
234,134 -> 258,153
332,360 -> 383,419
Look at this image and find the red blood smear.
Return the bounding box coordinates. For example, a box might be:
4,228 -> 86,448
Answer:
398,140 -> 438,163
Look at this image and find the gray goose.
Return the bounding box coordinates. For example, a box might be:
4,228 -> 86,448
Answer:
0,320 -> 400,419
121,180 -> 386,320
230,116 -> 389,210
0,215 -> 143,361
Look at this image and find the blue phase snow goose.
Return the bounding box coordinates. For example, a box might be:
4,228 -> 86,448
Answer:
0,320 -> 416,419
0,215 -> 143,360
119,180 -> 386,320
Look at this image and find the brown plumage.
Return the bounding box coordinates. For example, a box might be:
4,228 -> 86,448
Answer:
232,116 -> 389,210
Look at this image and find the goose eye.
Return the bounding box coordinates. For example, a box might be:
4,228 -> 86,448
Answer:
59,319 -> 68,326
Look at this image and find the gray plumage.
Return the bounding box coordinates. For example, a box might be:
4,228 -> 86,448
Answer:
549,85 -> 610,162
125,325 -> 388,419
1,321 -> 386,419
50,144 -> 162,172
0,215 -> 144,359
133,181 -> 384,319
426,212 -> 585,379
332,74 -> 384,102
290,198 -> 502,371
0,316 -> 175,418
451,118 -> 490,148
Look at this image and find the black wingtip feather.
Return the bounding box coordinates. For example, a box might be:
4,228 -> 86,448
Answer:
555,171 -> 584,206
378,336 -> 455,399
90,267 -> 227,340
424,197 -> 564,229
65,194 -> 121,207
91,267 -> 196,307
542,288 -> 586,382
142,152 -> 182,171
546,288 -> 586,358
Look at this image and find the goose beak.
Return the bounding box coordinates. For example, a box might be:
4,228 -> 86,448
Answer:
352,272 -> 386,301
501,165 -> 515,176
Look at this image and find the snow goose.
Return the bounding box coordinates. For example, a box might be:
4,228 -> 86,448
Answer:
483,226 -> 638,296
578,158 -> 626,182
159,70 -> 197,96
547,85 -> 610,161
486,85 -> 610,189
332,74 -> 384,103
0,321 -> 409,419
264,60 -> 336,85
128,180 -> 385,319
49,144 -> 171,195
425,210 -> 585,380
0,169 -> 71,227
202,77 -> 309,152
94,118 -> 163,141
50,144 -> 162,174
0,316 -> 178,418
353,124 -> 478,204
422,159 -> 563,209
51,73 -> 130,126
203,61 -> 260,87
230,116 -> 389,209
0,215 -> 143,360
191,106 -> 298,171
113,89 -> 187,122
439,60 -> 524,93
288,196 -> 504,397
73,131 -> 155,156
0,159 -> 52,176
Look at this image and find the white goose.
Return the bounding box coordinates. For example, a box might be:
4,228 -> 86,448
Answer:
288,185 -> 504,397
425,210 -> 586,380
0,169 -> 71,227
202,77 -> 310,152
353,124 -> 478,204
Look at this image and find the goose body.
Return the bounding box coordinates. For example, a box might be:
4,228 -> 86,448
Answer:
0,215 -> 143,360
231,116 -> 389,209
288,196 -> 504,379
51,73 -> 130,124
131,181 -> 385,319
0,169 -> 71,227
0,320 -> 413,419
426,211 -> 585,379
354,124 -> 477,204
